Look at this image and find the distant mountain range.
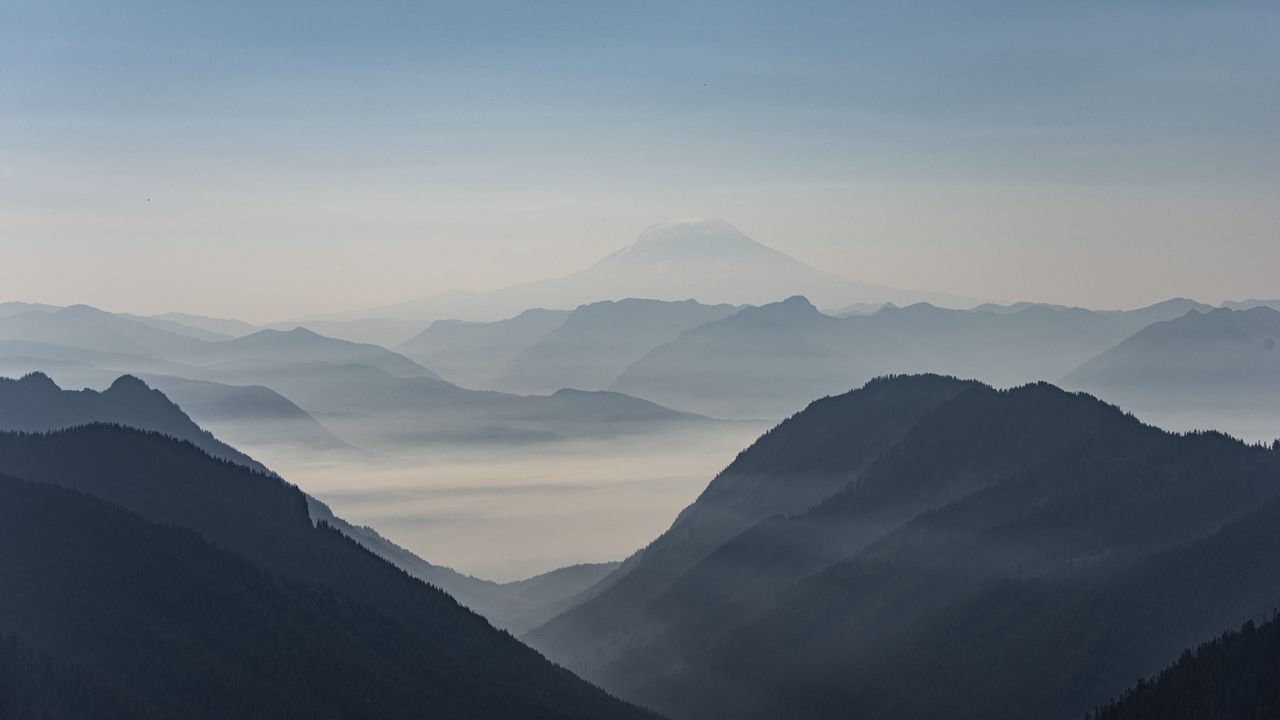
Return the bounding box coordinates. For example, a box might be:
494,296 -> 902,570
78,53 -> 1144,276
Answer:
3,292 -> 1275,451
1063,306 -> 1280,439
611,296 -> 1210,418
329,219 -> 976,323
526,375 -> 1280,719
398,308 -> 572,389
0,305 -> 715,453
400,299 -> 738,394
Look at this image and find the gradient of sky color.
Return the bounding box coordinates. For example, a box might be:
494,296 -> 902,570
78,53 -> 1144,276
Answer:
2,1 -> 1277,322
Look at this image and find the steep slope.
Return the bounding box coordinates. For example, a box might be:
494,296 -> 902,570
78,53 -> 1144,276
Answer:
306,497 -> 617,633
1090,614 -> 1280,720
0,372 -> 268,473
529,375 -> 978,669
335,219 -> 971,323
528,376 -> 1280,720
491,299 -> 737,395
397,308 -> 571,388
0,426 -> 657,720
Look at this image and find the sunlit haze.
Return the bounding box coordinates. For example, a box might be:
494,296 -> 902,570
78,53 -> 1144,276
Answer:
4,1 -> 1278,321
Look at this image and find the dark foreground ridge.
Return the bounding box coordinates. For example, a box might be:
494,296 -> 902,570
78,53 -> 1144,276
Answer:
0,424 -> 658,720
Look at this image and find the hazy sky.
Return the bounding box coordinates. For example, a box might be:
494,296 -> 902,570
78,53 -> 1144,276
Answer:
3,1 -> 1277,322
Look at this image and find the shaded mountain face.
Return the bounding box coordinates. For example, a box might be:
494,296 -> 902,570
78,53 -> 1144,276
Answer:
1063,307 -> 1280,439
397,308 -> 572,388
611,298 -> 1135,418
0,372 -> 269,474
526,375 -> 1280,720
0,428 -> 657,720
337,219 -> 972,323
491,299 -> 739,395
1090,614 -> 1280,720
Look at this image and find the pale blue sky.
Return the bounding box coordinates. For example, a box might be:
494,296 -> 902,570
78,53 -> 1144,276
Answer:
2,1 -> 1277,320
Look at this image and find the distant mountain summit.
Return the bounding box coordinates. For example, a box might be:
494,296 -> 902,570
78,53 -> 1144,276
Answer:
331,219 -> 973,322
594,218 -> 787,265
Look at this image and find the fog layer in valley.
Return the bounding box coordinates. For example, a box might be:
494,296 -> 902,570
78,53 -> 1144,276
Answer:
240,424 -> 765,581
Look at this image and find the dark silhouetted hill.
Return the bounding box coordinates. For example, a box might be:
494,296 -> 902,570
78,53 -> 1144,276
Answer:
527,375 -> 1280,720
0,426 -> 658,720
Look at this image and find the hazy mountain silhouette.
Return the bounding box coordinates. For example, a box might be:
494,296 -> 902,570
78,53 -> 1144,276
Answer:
527,375 -> 1280,720
0,427 -> 657,719
152,311 -> 258,337
332,219 -> 973,323
1099,297 -> 1217,331
1062,307 -> 1280,432
612,296 -> 870,418
0,305 -> 211,358
115,313 -> 238,341
0,301 -> 59,318
490,299 -> 738,395
140,374 -> 352,452
262,317 -> 425,347
197,360 -> 711,449
1222,298 -> 1280,312
612,298 -> 1135,418
0,350 -> 352,455
0,315 -> 714,450
187,326 -> 438,379
397,308 -> 572,388
1090,614 -> 1280,720
0,372 -> 269,473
